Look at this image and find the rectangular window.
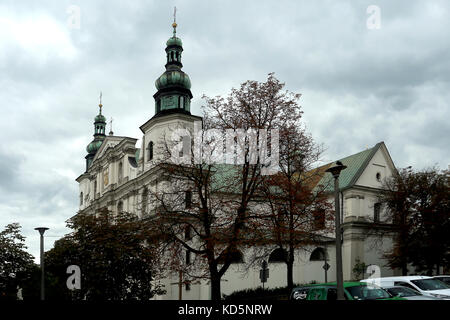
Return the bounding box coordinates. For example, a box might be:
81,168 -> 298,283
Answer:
374,203 -> 381,222
313,209 -> 326,230
185,225 -> 192,240
185,191 -> 192,209
186,250 -> 191,265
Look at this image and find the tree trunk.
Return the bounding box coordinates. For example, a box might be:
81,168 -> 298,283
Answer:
210,275 -> 222,301
287,260 -> 294,290
287,247 -> 295,290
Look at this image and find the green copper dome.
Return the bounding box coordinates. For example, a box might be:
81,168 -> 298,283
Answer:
95,114 -> 106,122
86,139 -> 103,154
166,36 -> 182,47
155,70 -> 191,90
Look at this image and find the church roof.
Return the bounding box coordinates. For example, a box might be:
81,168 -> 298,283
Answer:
314,142 -> 384,192
209,142 -> 386,195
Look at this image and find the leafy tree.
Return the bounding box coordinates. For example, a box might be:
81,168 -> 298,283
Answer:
0,223 -> 35,300
379,167 -> 450,275
43,210 -> 165,300
148,73 -> 312,300
256,124 -> 333,291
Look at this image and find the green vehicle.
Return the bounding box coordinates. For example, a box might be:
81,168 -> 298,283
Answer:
294,282 -> 405,300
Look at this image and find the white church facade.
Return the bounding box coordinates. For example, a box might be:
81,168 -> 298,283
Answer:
75,22 -> 401,300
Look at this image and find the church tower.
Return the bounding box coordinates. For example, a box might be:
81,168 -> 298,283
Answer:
85,97 -> 107,170
139,18 -> 201,166
153,19 -> 193,116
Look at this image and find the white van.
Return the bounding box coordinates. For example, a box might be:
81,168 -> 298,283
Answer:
361,276 -> 450,299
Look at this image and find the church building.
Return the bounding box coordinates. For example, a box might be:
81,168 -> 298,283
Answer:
75,21 -> 400,299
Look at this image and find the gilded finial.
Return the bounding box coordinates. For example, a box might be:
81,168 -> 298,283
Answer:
172,6 -> 177,36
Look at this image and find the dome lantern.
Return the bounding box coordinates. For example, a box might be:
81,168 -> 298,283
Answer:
153,14 -> 193,117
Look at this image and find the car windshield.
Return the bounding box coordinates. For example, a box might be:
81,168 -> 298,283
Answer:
386,287 -> 421,297
411,279 -> 450,291
346,285 -> 391,300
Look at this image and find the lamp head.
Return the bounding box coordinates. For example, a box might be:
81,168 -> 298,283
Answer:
34,227 -> 49,236
325,161 -> 347,178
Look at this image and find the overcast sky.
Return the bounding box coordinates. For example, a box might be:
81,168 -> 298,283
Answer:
1,0 -> 449,261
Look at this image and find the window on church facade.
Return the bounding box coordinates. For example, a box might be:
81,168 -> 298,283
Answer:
310,247 -> 327,261
374,203 -> 381,222
142,187 -> 148,216
185,191 -> 192,209
313,209 -> 326,230
269,248 -> 287,263
118,161 -> 123,182
80,192 -> 83,206
185,225 -> 192,240
117,201 -> 123,213
186,250 -> 191,265
148,141 -> 153,161
217,249 -> 244,264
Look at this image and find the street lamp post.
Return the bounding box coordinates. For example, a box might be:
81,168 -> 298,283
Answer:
325,161 -> 347,300
35,227 -> 49,301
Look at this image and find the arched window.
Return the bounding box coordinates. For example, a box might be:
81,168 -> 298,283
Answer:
80,192 -> 83,206
148,141 -> 154,161
374,203 -> 381,222
310,247 -> 327,261
117,201 -> 123,213
268,248 -> 287,263
118,162 -> 123,182
217,249 -> 244,264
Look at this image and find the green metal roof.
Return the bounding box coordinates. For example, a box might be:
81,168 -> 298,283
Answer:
315,142 -> 382,192
166,36 -> 182,47
194,143 -> 383,195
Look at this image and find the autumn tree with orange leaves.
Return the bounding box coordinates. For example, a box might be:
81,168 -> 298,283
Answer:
147,73 -> 314,300
247,124 -> 333,291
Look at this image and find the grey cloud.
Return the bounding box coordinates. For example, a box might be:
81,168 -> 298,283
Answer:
0,0 -> 449,261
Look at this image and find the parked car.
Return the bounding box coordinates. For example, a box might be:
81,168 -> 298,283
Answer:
296,282 -> 404,300
383,286 -> 443,300
433,275 -> 450,287
361,276 -> 450,299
